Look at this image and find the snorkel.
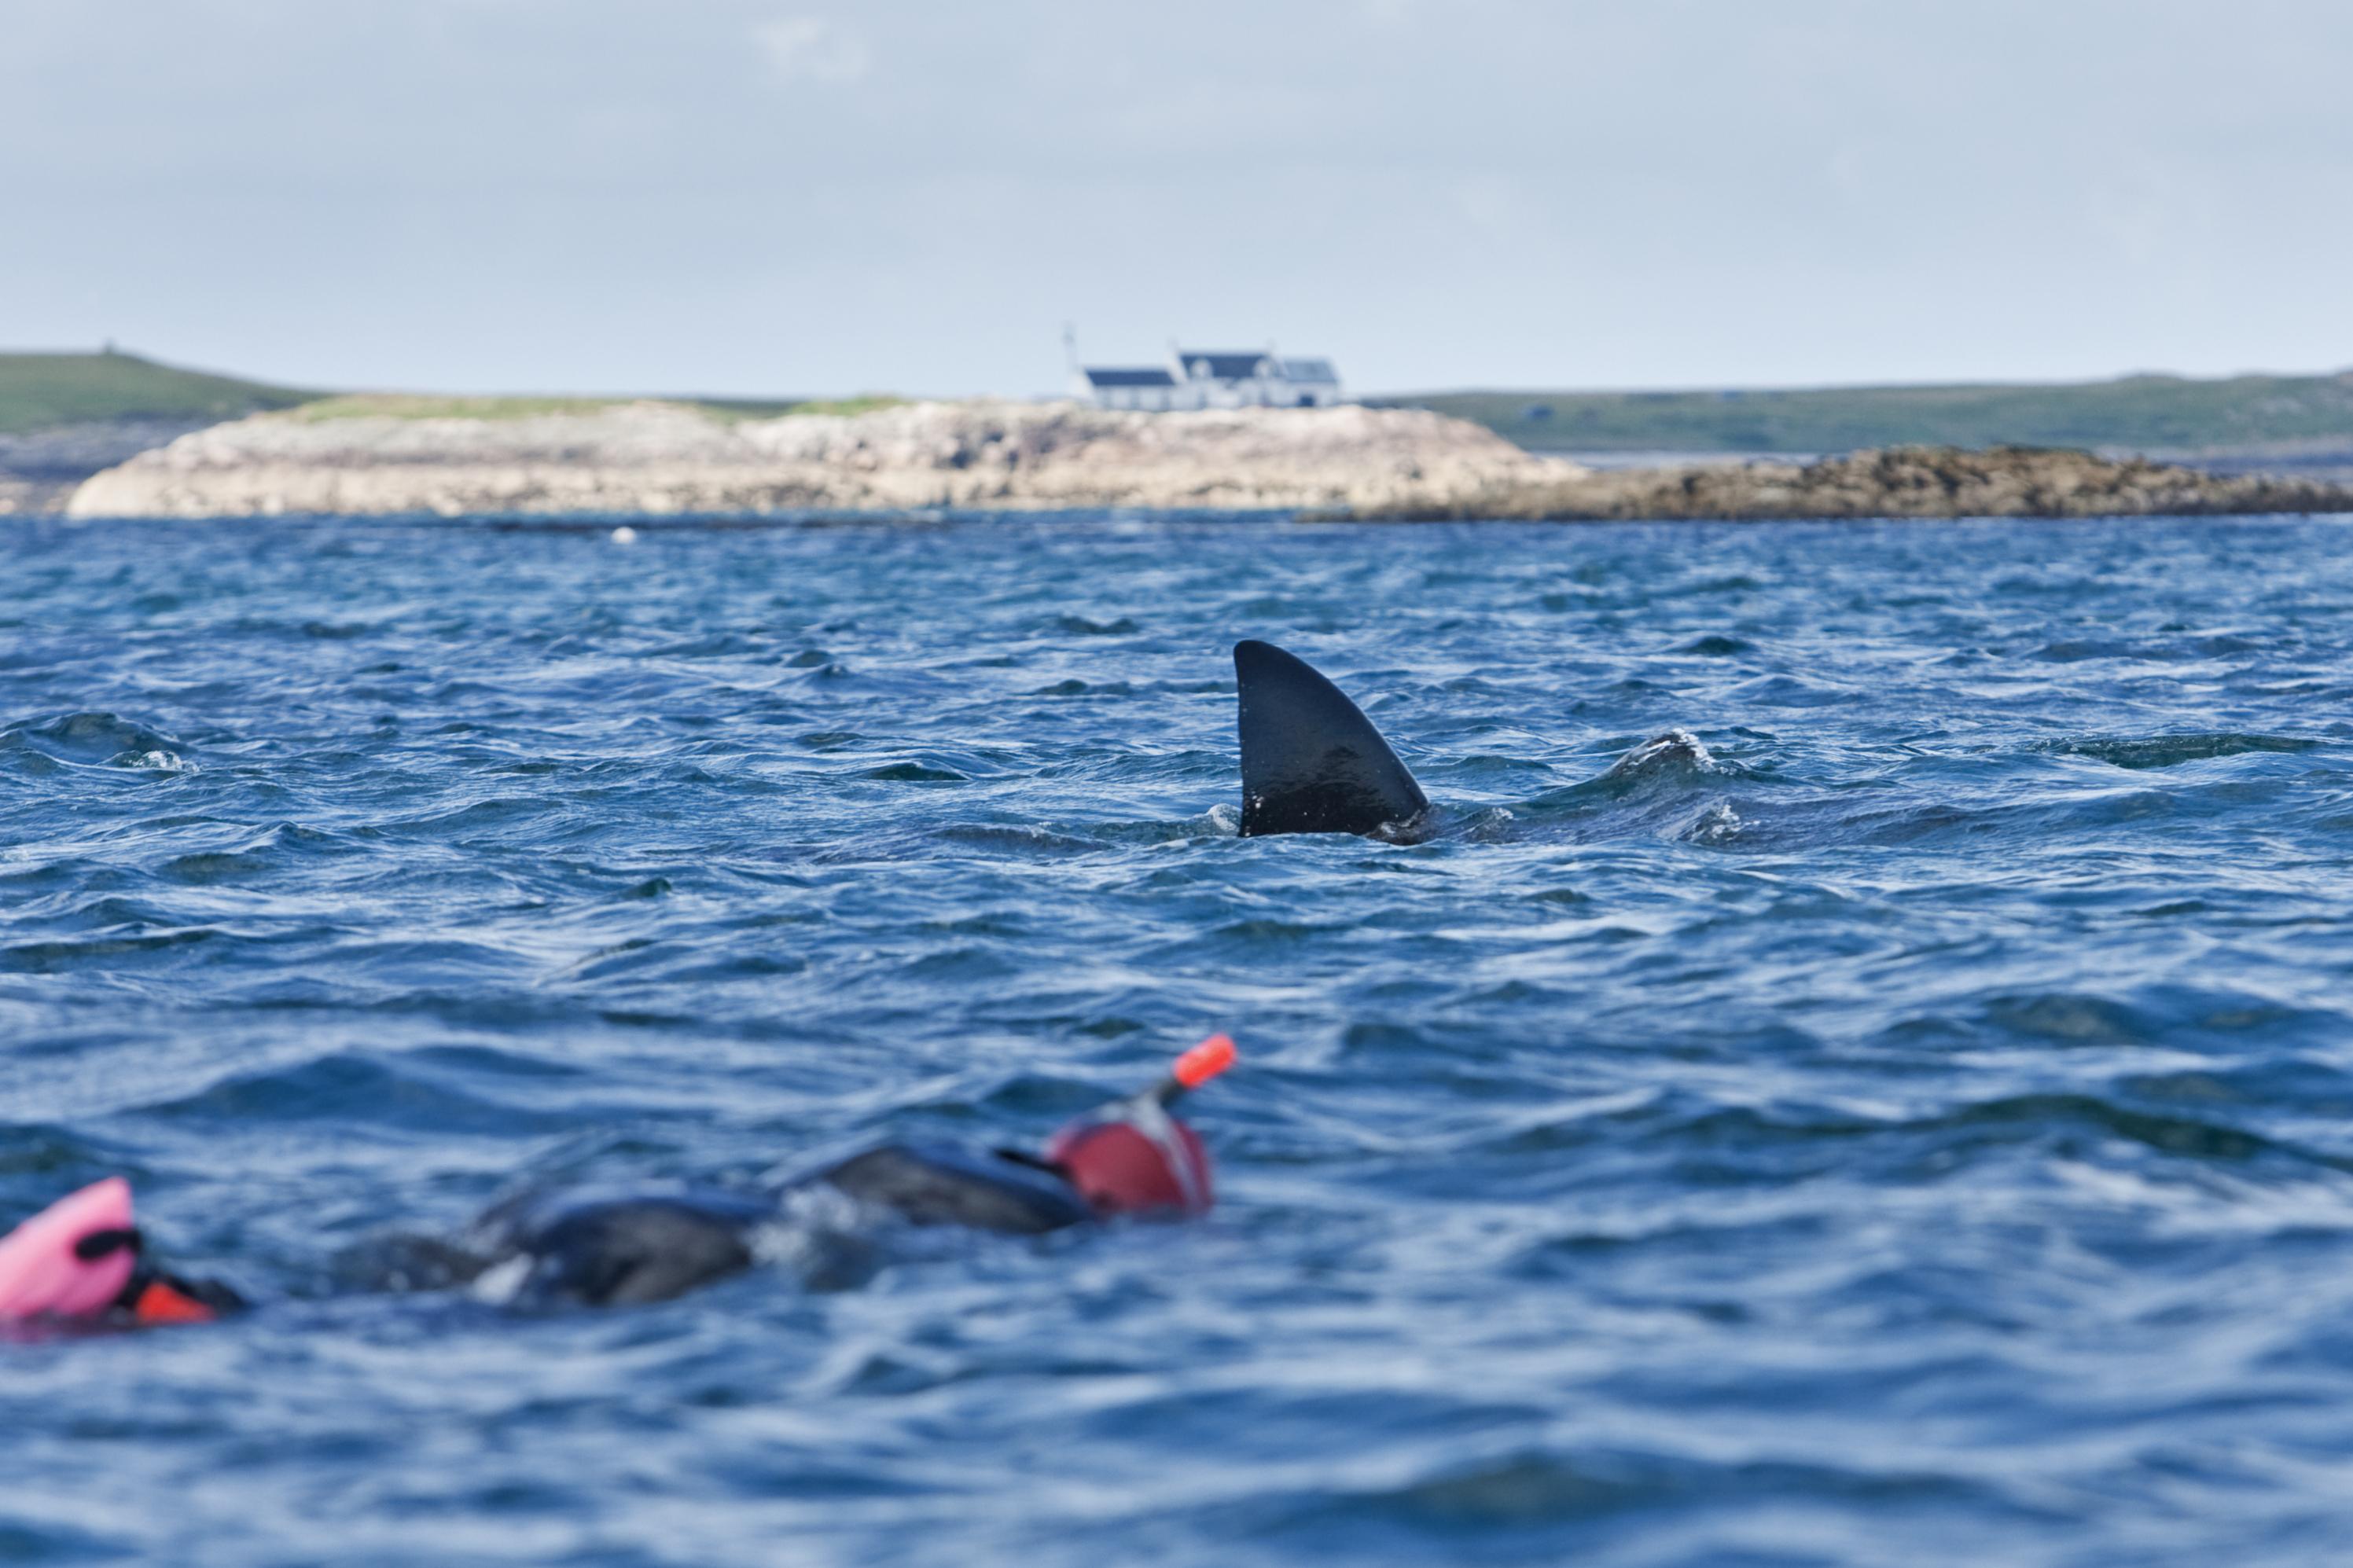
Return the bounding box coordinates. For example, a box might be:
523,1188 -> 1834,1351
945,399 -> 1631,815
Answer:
1042,1034 -> 1237,1218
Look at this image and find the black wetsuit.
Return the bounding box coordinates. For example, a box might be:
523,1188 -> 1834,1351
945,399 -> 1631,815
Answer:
477,1144 -> 1094,1308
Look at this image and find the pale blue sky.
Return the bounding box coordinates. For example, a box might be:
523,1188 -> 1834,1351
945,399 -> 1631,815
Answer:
4,0 -> 2347,398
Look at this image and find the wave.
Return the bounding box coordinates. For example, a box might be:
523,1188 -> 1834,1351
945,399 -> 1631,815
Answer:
142,1048 -> 577,1137
1517,730 -> 1739,821
0,711 -> 190,772
1599,729 -> 1719,781
2028,733 -> 2320,770
1626,1092 -> 2300,1171
0,926 -> 217,974
861,761 -> 969,783
1675,633 -> 1754,657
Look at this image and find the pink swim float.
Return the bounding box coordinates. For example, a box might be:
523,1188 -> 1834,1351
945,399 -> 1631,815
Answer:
0,1177 -> 139,1320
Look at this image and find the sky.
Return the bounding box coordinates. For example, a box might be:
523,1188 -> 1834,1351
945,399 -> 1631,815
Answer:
3,0 -> 2350,399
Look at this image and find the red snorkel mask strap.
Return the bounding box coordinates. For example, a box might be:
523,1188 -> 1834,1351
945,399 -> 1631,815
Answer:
1127,1094 -> 1208,1214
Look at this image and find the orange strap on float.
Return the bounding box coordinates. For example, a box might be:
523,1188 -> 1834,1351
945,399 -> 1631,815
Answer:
131,1280 -> 216,1324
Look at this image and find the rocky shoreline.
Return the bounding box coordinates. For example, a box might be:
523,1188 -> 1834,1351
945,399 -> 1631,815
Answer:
1337,445 -> 2353,522
45,400 -> 2353,522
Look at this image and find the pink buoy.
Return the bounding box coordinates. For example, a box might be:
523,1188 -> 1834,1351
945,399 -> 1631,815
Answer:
0,1177 -> 138,1320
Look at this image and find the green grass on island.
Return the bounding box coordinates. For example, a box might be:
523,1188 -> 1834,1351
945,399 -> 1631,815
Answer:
0,351 -> 906,435
291,392 -> 905,423
694,394 -> 905,422
1377,371 -> 2353,455
287,394 -> 636,422
0,350 -> 318,435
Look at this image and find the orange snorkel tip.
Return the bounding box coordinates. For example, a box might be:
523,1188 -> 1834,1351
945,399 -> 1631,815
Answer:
1146,1034 -> 1237,1107
1173,1034 -> 1237,1090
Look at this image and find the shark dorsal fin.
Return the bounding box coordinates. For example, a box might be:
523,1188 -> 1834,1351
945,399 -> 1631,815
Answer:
1234,640 -> 1429,837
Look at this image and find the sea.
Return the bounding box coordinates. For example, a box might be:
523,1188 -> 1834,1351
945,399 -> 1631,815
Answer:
6,511 -> 2353,1566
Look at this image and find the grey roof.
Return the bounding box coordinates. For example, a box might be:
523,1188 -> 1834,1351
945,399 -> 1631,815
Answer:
1278,358 -> 1339,384
1082,366 -> 1178,387
1177,351 -> 1274,382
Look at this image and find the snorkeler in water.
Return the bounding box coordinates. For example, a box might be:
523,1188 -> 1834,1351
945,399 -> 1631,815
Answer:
431,1033 -> 1235,1308
0,1036 -> 1236,1327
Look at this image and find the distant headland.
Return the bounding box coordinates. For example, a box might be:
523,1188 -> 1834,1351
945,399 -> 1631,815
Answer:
1377,371 -> 2353,469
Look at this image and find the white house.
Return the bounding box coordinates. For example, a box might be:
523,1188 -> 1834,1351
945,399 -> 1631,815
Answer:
1068,340 -> 1347,411
1070,365 -> 1183,411
1274,357 -> 1342,406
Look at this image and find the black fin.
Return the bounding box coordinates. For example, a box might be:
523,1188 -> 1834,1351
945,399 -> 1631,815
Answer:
1234,640 -> 1430,837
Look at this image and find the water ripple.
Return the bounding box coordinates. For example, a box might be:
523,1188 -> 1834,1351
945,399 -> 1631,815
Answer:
5,514 -> 2353,1565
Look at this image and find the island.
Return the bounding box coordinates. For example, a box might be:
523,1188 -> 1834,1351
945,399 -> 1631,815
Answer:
58,397 -> 2353,523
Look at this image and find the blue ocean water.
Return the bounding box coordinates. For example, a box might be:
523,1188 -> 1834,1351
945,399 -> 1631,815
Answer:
6,512 -> 2353,1566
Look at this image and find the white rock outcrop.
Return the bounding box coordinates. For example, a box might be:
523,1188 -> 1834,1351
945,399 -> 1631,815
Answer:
68,399 -> 1578,519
